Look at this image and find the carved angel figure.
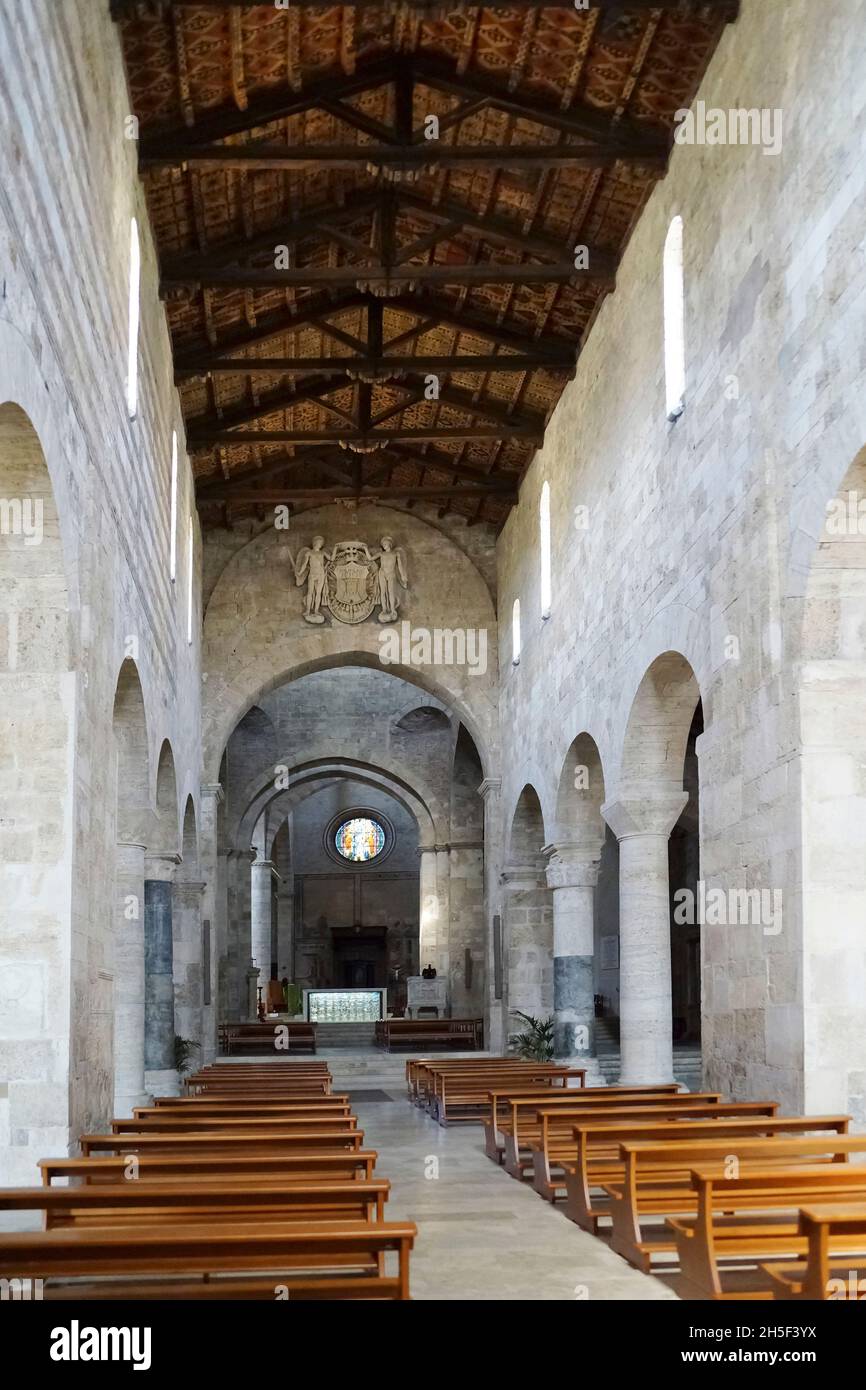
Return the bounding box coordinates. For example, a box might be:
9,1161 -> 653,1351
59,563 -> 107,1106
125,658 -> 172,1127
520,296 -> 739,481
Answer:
293,535 -> 331,623
372,535 -> 408,622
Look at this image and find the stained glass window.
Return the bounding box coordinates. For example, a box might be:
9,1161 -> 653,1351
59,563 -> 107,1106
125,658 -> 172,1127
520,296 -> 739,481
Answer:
334,817 -> 386,863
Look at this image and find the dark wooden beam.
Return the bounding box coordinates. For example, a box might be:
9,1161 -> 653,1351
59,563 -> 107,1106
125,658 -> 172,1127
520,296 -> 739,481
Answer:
138,60 -> 399,155
173,290 -> 578,364
186,377 -> 354,444
387,295 -> 580,362
396,189 -> 613,268
191,425 -> 544,445
176,352 -> 574,380
411,57 -> 670,152
160,186 -> 616,291
142,139 -> 665,173
160,191 -> 381,280
195,445 -> 514,498
197,485 -> 517,504
135,47 -> 672,163
162,261 -> 609,291
114,1 -> 738,18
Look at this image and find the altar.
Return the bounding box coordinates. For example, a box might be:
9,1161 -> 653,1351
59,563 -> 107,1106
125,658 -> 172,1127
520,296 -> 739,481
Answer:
303,987 -> 387,1023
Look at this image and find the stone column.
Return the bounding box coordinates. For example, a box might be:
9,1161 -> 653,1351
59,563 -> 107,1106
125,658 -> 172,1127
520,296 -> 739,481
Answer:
172,878 -> 206,1057
478,776 -> 503,1052
113,840 -> 150,1116
500,863 -> 550,1022
418,845 -> 442,974
544,842 -> 605,1085
199,783 -> 224,1065
144,852 -> 181,1096
251,858 -> 278,1005
602,792 -> 688,1085
226,848 -> 256,1020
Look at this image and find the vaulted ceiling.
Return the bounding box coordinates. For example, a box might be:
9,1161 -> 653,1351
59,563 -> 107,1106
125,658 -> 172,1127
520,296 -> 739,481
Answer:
114,0 -> 738,529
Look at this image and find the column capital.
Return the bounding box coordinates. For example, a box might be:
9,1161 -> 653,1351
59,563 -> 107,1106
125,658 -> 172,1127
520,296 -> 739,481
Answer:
601,791 -> 688,841
173,878 -> 207,895
417,842 -> 450,856
500,862 -> 545,892
144,851 -> 182,882
542,842 -> 602,890
252,858 -> 280,882
201,782 -> 225,804
477,776 -> 502,801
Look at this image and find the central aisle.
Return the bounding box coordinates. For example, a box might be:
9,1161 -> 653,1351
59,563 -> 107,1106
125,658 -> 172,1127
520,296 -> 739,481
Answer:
338,1073 -> 678,1302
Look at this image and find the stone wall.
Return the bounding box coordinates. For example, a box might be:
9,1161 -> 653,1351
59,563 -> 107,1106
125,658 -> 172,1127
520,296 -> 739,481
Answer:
0,0 -> 202,1181
495,0 -> 866,1112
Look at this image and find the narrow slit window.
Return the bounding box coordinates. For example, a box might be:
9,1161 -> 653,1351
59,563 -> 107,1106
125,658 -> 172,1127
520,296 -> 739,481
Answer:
186,515 -> 194,645
663,215 -> 685,420
126,217 -> 141,420
169,430 -> 178,583
540,481 -> 552,619
512,598 -> 521,665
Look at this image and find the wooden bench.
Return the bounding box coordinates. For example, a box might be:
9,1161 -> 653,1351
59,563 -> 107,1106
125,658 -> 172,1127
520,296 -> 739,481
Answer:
110,1113 -> 358,1137
562,1119 -> 856,1240
483,1083 -> 685,1164
406,1056 -> 570,1105
431,1067 -> 586,1125
39,1150 -> 378,1187
134,1098 -> 352,1121
185,1078 -> 331,1095
0,1220 -> 416,1300
425,1067 -> 581,1125
525,1099 -> 779,1193
668,1166 -> 866,1300
219,1022 -> 317,1055
376,1019 -> 483,1051
602,1120 -> 857,1271
0,1179 -> 390,1230
763,1203 -> 866,1300
79,1128 -> 366,1158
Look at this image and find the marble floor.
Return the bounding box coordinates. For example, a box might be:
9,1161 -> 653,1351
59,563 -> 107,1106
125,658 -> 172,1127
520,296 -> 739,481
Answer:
341,1078 -> 678,1302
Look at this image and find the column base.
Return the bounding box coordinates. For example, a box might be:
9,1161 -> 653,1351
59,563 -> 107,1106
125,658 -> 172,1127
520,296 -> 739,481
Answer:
145,1068 -> 181,1097
619,1067 -> 678,1087
113,1089 -> 152,1118
556,1055 -> 606,1087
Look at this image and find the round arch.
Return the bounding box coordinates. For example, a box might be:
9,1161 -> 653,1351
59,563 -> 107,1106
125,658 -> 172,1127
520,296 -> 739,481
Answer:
0,400 -> 75,1181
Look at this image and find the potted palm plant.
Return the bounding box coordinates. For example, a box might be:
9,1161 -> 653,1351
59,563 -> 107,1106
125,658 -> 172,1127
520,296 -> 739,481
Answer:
508,1011 -> 554,1061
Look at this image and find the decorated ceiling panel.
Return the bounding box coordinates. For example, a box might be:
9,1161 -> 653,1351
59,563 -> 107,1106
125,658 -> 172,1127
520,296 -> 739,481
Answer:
114,0 -> 738,528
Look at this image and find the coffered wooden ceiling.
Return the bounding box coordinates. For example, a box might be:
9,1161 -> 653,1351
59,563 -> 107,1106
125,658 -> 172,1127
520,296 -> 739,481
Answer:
113,0 -> 738,528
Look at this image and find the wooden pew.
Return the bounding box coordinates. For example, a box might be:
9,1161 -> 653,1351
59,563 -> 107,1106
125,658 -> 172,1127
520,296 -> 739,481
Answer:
423,1064 -> 586,1124
219,1022 -> 317,1055
376,1019 -> 483,1051
603,1121 -> 857,1271
669,1166 -> 866,1300
40,1151 -> 379,1187
483,1083 -> 686,1164
0,1221 -> 416,1300
133,1099 -> 352,1121
0,1180 -> 390,1230
562,1120 -> 857,1240
185,1072 -> 331,1094
406,1056 -> 574,1106
110,1114 -> 358,1137
763,1203 -> 866,1300
190,1062 -> 329,1077
525,1099 -> 779,1192
79,1128 -> 366,1158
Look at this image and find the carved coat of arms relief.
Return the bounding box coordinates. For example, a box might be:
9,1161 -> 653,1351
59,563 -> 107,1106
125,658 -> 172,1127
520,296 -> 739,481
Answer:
291,536 -> 409,625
